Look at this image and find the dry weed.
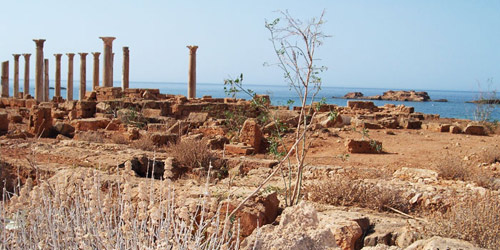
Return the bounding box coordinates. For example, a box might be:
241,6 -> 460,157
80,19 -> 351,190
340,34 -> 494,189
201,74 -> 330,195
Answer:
304,174 -> 411,213
1,169 -> 239,249
110,133 -> 129,145
169,139 -> 216,171
434,156 -> 498,190
131,136 -> 156,151
424,192 -> 500,249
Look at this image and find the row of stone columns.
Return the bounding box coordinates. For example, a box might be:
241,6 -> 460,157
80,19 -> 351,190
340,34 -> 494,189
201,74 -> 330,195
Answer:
2,38 -> 199,100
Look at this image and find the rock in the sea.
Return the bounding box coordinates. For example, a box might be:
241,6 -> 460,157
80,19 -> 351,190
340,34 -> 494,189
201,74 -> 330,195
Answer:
381,90 -> 430,102
344,92 -> 364,99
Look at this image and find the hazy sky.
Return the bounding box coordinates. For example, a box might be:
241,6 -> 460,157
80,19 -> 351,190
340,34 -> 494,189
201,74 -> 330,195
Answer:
0,0 -> 499,91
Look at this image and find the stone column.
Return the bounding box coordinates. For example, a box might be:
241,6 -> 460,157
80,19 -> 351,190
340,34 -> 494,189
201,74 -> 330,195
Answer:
22,54 -> 31,97
122,47 -> 129,90
1,61 -> 8,97
112,52 -> 115,85
44,59 -> 49,102
99,37 -> 115,87
33,39 -> 46,102
91,52 -> 100,90
12,54 -> 21,98
66,53 -> 75,101
187,45 -> 198,99
79,53 -> 88,100
54,54 -> 62,98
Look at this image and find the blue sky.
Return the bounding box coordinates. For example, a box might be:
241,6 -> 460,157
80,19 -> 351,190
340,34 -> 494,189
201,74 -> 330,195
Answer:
0,0 -> 499,91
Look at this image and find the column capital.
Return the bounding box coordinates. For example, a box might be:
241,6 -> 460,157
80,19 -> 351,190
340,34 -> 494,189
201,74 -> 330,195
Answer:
92,52 -> 101,57
33,39 -> 46,47
78,53 -> 88,57
22,53 -> 31,58
12,54 -> 21,59
187,45 -> 198,54
54,54 -> 63,59
99,37 -> 116,46
66,53 -> 75,59
123,46 -> 129,51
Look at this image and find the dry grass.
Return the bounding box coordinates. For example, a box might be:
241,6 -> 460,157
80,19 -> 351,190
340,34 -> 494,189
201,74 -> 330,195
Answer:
110,133 -> 129,145
131,136 -> 156,151
1,169 -> 240,249
304,174 -> 411,213
76,131 -> 105,143
424,192 -> 500,249
434,156 -> 498,190
169,139 -> 216,171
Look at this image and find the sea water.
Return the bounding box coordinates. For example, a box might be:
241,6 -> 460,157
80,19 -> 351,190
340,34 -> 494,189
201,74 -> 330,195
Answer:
6,80 -> 500,121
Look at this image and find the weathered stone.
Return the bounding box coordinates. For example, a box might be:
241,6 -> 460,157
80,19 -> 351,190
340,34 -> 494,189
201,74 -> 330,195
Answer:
400,119 -> 422,129
464,124 -> 486,136
239,118 -> 264,153
362,122 -> 384,129
406,236 -> 480,250
380,117 -> 399,129
0,112 -> 9,134
53,122 -> 75,137
186,112 -> 208,124
28,106 -> 52,137
142,108 -> 164,118
348,101 -> 377,110
226,157 -> 278,175
225,144 -> 254,155
72,117 -> 110,131
334,220 -> 363,250
76,101 -> 96,118
221,192 -> 279,238
241,201 -> 339,249
96,102 -> 112,113
8,113 -> 23,123
449,125 -> 462,134
345,139 -> 382,154
393,167 -> 438,183
206,135 -> 229,150
149,133 -> 178,146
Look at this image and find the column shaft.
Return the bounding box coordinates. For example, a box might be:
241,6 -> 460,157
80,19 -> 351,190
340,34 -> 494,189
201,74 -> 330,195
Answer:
66,53 -> 75,101
22,54 -> 31,97
44,59 -> 49,101
54,54 -> 62,97
13,54 -> 20,98
122,47 -> 129,90
79,53 -> 88,100
187,45 -> 198,99
99,37 -> 115,87
92,52 -> 100,90
1,61 -> 8,97
33,39 -> 46,102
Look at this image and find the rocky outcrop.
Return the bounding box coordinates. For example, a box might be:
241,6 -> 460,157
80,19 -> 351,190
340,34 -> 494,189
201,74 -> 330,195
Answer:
341,91 -> 435,102
405,236 -> 483,250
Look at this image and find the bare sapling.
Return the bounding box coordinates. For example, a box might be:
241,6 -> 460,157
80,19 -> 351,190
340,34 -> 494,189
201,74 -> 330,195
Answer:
224,10 -> 329,220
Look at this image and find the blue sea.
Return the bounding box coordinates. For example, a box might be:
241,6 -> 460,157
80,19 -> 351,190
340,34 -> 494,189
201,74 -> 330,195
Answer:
5,80 -> 500,121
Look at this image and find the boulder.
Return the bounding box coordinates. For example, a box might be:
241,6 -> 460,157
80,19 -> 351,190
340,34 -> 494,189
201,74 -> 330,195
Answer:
242,201 -> 367,250
464,124 -> 486,136
346,139 -> 382,154
53,122 -> 75,137
406,236 -> 481,250
449,125 -> 462,134
206,135 -> 229,150
400,119 -> 422,129
221,192 -> 279,238
239,118 -> 264,153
